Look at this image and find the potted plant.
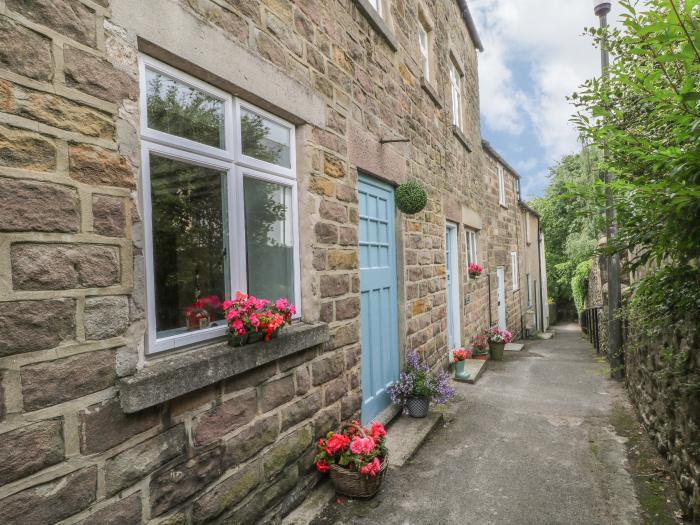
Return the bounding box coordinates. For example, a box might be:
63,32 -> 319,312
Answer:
468,262 -> 484,279
471,335 -> 489,360
314,421 -> 388,498
485,326 -> 513,361
387,352 -> 455,418
452,348 -> 473,381
223,292 -> 296,346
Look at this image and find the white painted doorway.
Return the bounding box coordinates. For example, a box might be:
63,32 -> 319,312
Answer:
445,223 -> 461,355
496,267 -> 506,330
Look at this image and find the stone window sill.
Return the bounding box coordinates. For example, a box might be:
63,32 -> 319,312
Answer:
421,77 -> 442,108
118,322 -> 328,413
452,125 -> 472,152
353,0 -> 398,51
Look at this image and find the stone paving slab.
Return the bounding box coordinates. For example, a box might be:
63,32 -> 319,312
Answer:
384,412 -> 443,468
505,342 -> 525,351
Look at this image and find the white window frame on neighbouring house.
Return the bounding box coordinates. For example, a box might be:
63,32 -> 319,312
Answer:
139,55 -> 301,354
498,165 -> 506,207
418,22 -> 430,81
466,229 -> 478,268
511,251 -> 519,291
449,60 -> 462,129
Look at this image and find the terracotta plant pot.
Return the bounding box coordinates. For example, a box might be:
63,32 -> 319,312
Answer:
489,341 -> 506,361
405,396 -> 430,418
473,352 -> 490,361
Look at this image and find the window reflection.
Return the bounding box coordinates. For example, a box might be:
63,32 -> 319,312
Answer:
150,154 -> 228,338
241,108 -> 291,168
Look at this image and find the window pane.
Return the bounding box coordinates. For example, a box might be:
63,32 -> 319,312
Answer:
150,154 -> 228,338
146,68 -> 225,148
241,108 -> 291,168
244,177 -> 295,302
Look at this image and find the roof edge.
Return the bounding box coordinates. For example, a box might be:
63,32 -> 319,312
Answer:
457,0 -> 484,52
481,140 -> 520,179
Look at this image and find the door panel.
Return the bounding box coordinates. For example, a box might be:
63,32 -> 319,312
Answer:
497,267 -> 506,330
359,176 -> 399,424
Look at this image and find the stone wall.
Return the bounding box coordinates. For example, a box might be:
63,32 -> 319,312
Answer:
0,0 -> 500,523
586,250 -> 609,355
626,320 -> 700,519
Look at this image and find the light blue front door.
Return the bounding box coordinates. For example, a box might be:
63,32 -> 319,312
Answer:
358,176 -> 399,424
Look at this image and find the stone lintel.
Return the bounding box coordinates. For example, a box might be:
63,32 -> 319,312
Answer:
119,322 -> 329,413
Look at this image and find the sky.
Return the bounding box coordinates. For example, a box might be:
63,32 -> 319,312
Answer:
470,0 -> 616,199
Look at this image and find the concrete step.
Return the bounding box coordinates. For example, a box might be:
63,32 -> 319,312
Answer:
505,342 -> 525,352
385,412 -> 443,468
455,358 -> 487,384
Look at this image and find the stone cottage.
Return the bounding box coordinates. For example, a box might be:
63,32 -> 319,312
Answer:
519,202 -> 549,335
0,0 -> 539,523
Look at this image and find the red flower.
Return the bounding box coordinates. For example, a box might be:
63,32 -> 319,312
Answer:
349,436 -> 375,455
359,457 -> 381,476
315,460 -> 330,473
325,433 -> 350,455
370,422 -> 386,440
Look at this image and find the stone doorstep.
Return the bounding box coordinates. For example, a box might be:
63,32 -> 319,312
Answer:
385,412 -> 443,468
280,479 -> 335,525
457,359 -> 487,385
537,331 -> 555,340
505,342 -> 525,352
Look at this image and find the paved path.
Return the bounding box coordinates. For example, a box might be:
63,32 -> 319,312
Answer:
314,324 -> 643,525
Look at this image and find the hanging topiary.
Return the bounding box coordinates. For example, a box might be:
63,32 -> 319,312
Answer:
395,181 -> 427,214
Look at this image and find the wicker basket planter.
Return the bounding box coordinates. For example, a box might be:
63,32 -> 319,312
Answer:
329,455 -> 389,498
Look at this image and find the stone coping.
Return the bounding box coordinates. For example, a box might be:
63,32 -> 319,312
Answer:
452,125 -> 473,153
420,77 -> 443,109
118,322 -> 329,413
352,0 -> 399,51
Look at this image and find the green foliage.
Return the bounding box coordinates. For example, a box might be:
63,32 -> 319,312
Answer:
571,0 -> 700,270
571,259 -> 593,313
530,147 -> 602,306
395,181 -> 428,214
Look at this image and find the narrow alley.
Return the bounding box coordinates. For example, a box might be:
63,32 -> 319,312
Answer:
311,325 -> 672,525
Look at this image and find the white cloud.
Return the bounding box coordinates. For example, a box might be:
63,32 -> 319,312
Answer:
471,0 -> 612,164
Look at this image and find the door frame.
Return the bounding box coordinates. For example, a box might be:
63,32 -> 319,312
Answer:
496,266 -> 506,330
445,222 -> 461,356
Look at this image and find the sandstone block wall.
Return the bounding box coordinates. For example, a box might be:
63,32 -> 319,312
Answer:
0,0 -> 525,522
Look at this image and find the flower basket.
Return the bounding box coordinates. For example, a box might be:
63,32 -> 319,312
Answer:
489,341 -> 506,361
224,292 -> 295,347
329,454 -> 389,498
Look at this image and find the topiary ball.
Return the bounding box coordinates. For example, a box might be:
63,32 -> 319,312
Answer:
395,181 -> 427,214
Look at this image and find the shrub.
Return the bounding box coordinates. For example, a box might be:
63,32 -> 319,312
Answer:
395,181 -> 427,214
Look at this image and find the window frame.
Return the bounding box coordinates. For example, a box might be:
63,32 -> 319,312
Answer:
139,55 -> 301,355
511,251 -> 519,291
368,0 -> 383,17
466,229 -> 478,268
418,23 -> 430,81
498,165 -> 506,207
449,60 -> 462,129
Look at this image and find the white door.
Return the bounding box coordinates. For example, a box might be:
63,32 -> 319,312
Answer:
496,267 -> 506,330
445,223 -> 460,355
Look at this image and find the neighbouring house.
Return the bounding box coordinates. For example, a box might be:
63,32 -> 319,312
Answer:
0,1 -> 543,523
519,202 -> 550,335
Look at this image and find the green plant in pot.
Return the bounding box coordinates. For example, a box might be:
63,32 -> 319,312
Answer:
395,181 -> 427,214
387,352 -> 455,417
485,326 -> 513,361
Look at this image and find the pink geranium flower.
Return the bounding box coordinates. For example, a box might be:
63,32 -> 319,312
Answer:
349,436 -> 375,455
359,457 -> 381,476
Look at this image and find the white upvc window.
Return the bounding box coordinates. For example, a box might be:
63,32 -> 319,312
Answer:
498,165 -> 506,207
418,23 -> 430,81
511,251 -> 519,291
139,55 -> 300,354
466,229 -> 478,267
449,61 -> 462,129
368,0 -> 383,17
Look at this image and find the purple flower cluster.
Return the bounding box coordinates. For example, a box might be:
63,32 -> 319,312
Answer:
387,351 -> 455,409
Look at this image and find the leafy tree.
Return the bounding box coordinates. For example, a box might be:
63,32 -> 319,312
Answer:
530,147 -> 602,309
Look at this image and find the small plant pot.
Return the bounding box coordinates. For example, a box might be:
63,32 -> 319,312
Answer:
472,351 -> 489,361
469,272 -> 481,279
329,455 -> 388,498
405,396 -> 430,418
489,341 -> 506,361
228,332 -> 249,347
454,360 -> 471,381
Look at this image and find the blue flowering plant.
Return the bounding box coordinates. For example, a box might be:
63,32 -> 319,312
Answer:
387,352 -> 455,411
